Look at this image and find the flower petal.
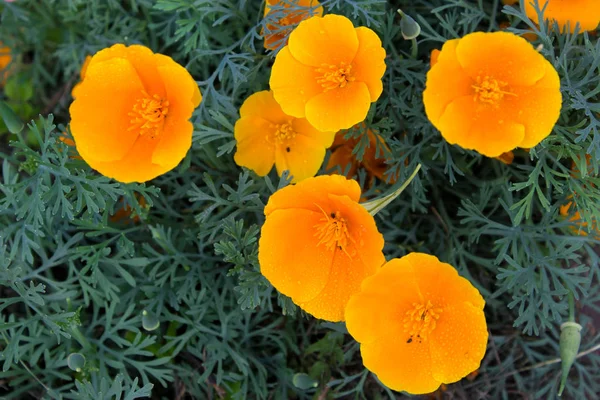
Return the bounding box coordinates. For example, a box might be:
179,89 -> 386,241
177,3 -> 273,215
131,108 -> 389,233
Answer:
361,333 -> 440,395
151,60 -> 199,167
264,174 -> 361,215
298,193 -> 385,321
423,39 -> 473,127
346,259 -> 421,344
305,82 -> 371,132
455,31 -> 548,86
234,117 -> 276,176
70,58 -> 144,162
404,253 -> 485,310
275,134 -> 327,183
240,90 -> 289,123
351,27 -> 386,101
509,68 -> 562,148
430,302 -> 488,383
270,47 -> 323,118
258,208 -> 334,303
288,14 -> 359,67
437,95 -> 525,157
89,44 -> 167,98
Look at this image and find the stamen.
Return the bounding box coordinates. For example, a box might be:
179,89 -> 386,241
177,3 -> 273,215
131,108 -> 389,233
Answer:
314,205 -> 353,256
128,90 -> 169,138
472,76 -> 517,105
316,62 -> 355,92
403,300 -> 442,343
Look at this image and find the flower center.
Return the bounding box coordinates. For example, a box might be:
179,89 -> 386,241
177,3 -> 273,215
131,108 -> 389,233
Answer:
403,300 -> 442,343
472,76 -> 516,105
128,90 -> 169,138
316,62 -> 355,92
314,209 -> 352,254
270,121 -> 296,144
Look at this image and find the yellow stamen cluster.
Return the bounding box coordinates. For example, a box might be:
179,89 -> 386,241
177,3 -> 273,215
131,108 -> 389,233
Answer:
403,300 -> 442,343
316,62 -> 355,92
129,90 -> 169,138
315,209 -> 351,254
472,76 -> 516,105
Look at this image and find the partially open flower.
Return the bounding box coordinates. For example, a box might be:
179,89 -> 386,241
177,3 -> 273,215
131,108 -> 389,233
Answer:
69,44 -> 201,183
262,0 -> 323,51
270,14 -> 386,132
259,175 -> 385,321
345,253 -> 488,394
234,90 -> 335,183
525,0 -> 600,34
423,31 -> 561,158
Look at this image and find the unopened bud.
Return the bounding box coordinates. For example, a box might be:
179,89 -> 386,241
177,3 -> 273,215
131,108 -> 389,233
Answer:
558,321 -> 582,397
398,9 -> 421,40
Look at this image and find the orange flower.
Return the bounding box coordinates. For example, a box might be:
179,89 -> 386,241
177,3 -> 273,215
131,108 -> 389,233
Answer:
326,127 -> 397,184
262,0 -> 323,51
270,14 -> 386,132
234,90 -> 335,183
496,151 -> 515,165
259,175 -> 385,321
525,0 -> 600,33
345,253 -> 488,395
423,32 -> 561,158
560,202 -> 598,237
72,55 -> 92,97
69,44 -> 201,183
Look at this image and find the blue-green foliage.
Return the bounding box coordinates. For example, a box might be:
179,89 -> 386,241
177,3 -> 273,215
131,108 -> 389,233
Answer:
1,0 -> 600,398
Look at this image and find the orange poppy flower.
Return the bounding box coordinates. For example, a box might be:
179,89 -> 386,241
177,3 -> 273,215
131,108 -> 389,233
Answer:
270,14 -> 386,132
259,174 -> 385,321
69,44 -> 201,183
525,0 -> 600,33
262,0 -> 323,51
423,31 -> 561,158
234,90 -> 335,183
345,253 -> 488,394
326,128 -> 397,184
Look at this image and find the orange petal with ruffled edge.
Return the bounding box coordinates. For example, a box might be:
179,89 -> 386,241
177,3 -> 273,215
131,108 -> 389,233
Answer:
152,57 -> 200,167
361,333 -> 440,394
437,95 -> 525,157
259,208 -> 334,303
423,39 -> 473,127
234,117 -> 276,176
70,58 -> 144,162
264,174 -> 361,215
305,82 -> 371,132
455,32 -> 548,86
351,27 -> 386,100
525,0 -> 600,33
287,14 -> 359,67
430,302 -> 488,383
270,47 -> 323,118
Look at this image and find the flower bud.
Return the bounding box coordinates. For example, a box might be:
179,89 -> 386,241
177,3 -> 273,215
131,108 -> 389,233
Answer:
398,9 -> 421,40
558,321 -> 582,397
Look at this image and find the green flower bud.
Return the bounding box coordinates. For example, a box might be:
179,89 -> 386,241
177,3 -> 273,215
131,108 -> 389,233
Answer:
398,9 -> 421,40
558,321 -> 582,397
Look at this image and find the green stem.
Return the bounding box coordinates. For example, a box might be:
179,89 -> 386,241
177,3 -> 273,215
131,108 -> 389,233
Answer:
411,38 -> 418,59
567,291 -> 575,323
70,326 -> 92,352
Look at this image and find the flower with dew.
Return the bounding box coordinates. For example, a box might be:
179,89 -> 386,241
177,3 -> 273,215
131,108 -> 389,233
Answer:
69,44 -> 201,183
326,126 -> 397,185
270,14 -> 386,132
524,0 -> 600,34
345,253 -> 488,394
262,0 -> 323,51
234,90 -> 335,183
259,174 -> 385,321
423,31 -> 561,158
